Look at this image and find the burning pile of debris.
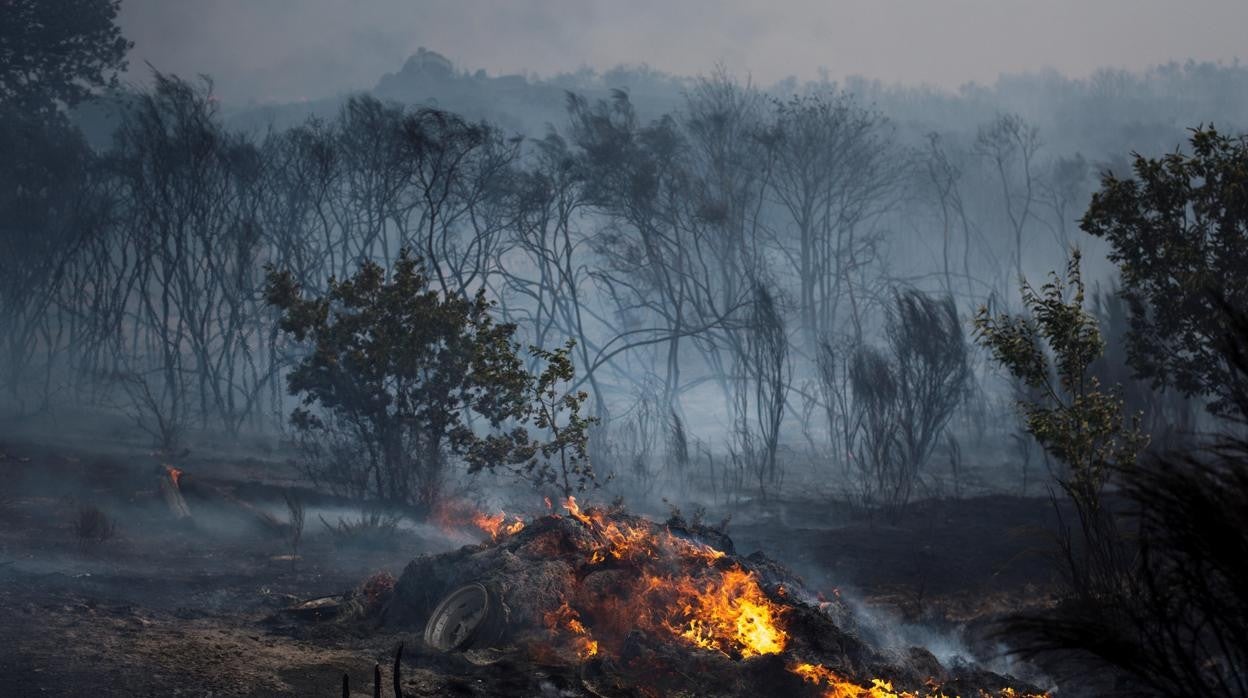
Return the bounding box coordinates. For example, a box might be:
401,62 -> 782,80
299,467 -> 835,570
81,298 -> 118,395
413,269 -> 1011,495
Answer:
383,498 -> 1046,697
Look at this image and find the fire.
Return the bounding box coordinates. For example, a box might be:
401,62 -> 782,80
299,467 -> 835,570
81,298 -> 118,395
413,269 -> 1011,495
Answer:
421,497 -> 1044,697
470,511 -> 525,541
550,498 -> 1042,694
163,464 -> 182,486
790,663 -> 1048,698
792,663 -> 920,698
563,496 -> 726,566
432,499 -> 526,542
544,602 -> 599,659
649,567 -> 787,657
553,497 -> 785,660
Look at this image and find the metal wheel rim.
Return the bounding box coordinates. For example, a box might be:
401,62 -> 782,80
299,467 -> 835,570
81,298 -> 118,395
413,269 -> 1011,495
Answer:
423,582 -> 492,652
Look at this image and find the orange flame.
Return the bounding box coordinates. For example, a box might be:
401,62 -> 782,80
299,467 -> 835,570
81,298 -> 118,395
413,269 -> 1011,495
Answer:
432,499 -> 526,542
651,566 -> 787,657
544,602 -> 599,659
792,663 -> 917,698
470,511 -> 526,541
563,496 -> 725,566
544,500 -> 1042,695
790,663 -> 1048,698
163,465 -> 183,487
555,497 -> 783,660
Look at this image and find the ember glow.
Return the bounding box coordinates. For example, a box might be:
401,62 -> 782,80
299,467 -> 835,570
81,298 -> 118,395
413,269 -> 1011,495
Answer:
649,566 -> 787,657
544,601 -> 599,659
564,496 -> 726,565
433,500 -> 526,541
163,464 -> 183,486
552,497 -> 786,659
792,662 -> 918,698
790,662 -> 1048,698
471,511 -> 525,541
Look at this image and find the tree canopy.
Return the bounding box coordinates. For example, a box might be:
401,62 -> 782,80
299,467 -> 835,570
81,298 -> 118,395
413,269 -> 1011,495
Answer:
974,250 -> 1147,500
1081,126 -> 1248,419
266,249 -> 602,505
266,250 -> 532,505
0,0 -> 131,113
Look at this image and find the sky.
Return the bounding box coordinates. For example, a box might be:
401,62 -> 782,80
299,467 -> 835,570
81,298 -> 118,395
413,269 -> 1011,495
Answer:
117,0 -> 1248,104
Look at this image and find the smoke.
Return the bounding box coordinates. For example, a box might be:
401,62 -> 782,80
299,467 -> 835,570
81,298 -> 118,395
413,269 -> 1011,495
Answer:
117,0 -> 1248,105
840,591 -> 1056,690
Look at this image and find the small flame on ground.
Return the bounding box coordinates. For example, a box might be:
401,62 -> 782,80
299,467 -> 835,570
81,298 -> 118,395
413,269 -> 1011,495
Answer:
792,663 -> 914,698
163,465 -> 183,487
790,663 -> 1048,698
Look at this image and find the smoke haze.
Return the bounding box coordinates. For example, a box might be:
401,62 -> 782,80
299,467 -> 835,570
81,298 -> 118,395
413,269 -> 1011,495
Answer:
117,0 -> 1248,104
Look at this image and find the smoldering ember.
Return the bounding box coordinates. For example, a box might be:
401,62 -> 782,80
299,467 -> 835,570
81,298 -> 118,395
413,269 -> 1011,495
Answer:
2,2 -> 1248,697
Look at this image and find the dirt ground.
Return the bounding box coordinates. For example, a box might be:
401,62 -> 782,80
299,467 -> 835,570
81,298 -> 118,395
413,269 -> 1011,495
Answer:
0,435 -> 1062,696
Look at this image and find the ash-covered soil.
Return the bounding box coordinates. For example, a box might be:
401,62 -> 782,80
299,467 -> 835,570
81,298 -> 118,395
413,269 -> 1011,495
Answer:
0,438 -> 1061,696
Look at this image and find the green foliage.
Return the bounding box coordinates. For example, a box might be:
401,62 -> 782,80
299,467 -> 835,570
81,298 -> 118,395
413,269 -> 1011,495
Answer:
0,0 -> 131,114
267,251 -> 601,506
974,250 -> 1147,501
1000,130 -> 1248,698
266,250 -> 531,506
1081,125 -> 1248,419
978,252 -> 1148,673
473,340 -> 602,498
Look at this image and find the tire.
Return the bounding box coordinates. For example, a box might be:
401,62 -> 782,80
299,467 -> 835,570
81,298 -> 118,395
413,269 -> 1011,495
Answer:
423,582 -> 496,652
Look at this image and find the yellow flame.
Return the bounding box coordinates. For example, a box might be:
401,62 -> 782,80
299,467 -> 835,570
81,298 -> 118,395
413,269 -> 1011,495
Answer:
561,497 -> 784,659
470,510 -> 525,541
544,601 -> 599,659
790,663 -> 1048,698
658,567 -> 788,658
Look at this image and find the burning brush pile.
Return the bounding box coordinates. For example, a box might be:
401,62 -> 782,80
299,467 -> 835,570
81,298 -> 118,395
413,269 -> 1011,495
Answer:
383,498 -> 1045,697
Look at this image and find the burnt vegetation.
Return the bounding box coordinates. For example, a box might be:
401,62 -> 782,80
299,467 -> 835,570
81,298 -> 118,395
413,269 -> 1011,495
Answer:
72,503 -> 117,545
2,2 -> 1248,697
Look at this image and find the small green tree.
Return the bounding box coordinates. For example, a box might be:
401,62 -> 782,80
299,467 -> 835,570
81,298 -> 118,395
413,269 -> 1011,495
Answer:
998,135 -> 1248,698
467,340 -> 602,498
267,251 -> 602,507
974,250 -> 1147,595
974,250 -> 1147,505
266,250 -> 532,507
983,255 -> 1248,698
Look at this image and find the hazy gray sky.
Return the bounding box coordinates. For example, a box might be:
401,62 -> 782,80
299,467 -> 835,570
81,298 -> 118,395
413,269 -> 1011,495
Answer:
118,0 -> 1247,104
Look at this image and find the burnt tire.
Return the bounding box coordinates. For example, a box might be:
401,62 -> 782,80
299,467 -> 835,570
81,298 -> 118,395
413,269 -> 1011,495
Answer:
423,582 -> 500,652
